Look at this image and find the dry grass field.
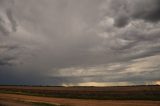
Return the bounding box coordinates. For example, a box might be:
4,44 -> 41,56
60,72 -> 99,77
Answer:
0,85 -> 160,106
0,93 -> 160,106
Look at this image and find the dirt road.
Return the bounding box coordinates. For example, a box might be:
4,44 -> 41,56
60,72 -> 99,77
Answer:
0,93 -> 160,106
0,99 -> 31,106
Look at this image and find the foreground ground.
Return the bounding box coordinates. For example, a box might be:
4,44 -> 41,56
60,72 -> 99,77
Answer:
0,93 -> 160,106
0,85 -> 160,100
0,99 -> 31,106
0,85 -> 160,106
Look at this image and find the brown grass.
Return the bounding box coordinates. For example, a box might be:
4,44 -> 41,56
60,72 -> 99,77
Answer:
0,85 -> 160,100
0,93 -> 160,106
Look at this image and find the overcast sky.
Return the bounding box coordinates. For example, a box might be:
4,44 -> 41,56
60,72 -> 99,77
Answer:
0,0 -> 160,86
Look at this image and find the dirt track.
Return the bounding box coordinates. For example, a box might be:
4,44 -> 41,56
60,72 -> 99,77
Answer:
0,93 -> 160,106
0,99 -> 31,106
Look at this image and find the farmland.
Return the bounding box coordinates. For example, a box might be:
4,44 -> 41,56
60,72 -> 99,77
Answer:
0,85 -> 160,106
0,85 -> 160,100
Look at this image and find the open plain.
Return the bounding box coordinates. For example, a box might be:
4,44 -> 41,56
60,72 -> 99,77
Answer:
0,93 -> 160,106
0,85 -> 160,106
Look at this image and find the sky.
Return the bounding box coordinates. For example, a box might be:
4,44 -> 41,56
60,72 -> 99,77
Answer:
0,0 -> 160,86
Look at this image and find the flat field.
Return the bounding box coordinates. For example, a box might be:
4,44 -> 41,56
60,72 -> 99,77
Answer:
0,85 -> 160,106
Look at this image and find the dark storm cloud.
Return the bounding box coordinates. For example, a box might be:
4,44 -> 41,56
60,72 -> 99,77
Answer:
106,0 -> 160,27
0,0 -> 160,86
0,56 -> 15,66
0,60 -> 10,66
0,44 -> 20,66
131,0 -> 160,22
114,14 -> 129,27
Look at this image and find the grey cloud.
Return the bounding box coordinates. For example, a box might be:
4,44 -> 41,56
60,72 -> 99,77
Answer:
0,0 -> 16,36
0,44 -> 18,50
0,1 -> 20,66
131,0 -> 160,22
0,44 -> 19,66
0,0 -> 160,86
0,16 -> 10,36
0,57 -> 14,66
106,0 -> 160,27
49,54 -> 160,85
99,17 -> 160,62
6,8 -> 17,32
114,13 -> 129,27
